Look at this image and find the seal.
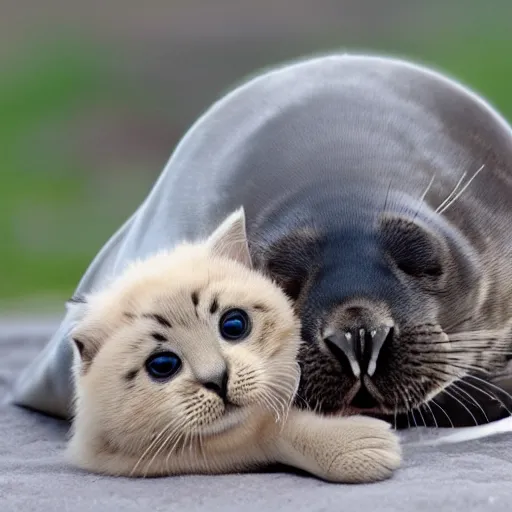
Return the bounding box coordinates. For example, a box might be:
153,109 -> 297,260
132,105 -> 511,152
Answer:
12,54 -> 512,427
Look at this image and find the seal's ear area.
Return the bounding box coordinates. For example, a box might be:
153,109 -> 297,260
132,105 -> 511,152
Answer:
206,207 -> 253,269
256,228 -> 319,302
379,214 -> 448,283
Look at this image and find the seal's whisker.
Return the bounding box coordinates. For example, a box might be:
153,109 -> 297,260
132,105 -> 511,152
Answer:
406,410 -> 412,429
419,366 -> 465,386
429,398 -> 455,428
457,379 -> 512,416
441,388 -> 479,426
419,365 -> 509,424
416,405 -> 427,427
423,401 -> 439,428
466,374 -> 512,405
435,171 -> 467,213
410,408 -> 418,428
413,173 -> 436,221
420,173 -> 436,202
450,382 -> 490,423
416,359 -> 490,375
438,164 -> 485,215
382,178 -> 394,212
397,386 -> 418,426
444,315 -> 476,332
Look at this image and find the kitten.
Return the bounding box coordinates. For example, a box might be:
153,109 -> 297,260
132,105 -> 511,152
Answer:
67,209 -> 401,483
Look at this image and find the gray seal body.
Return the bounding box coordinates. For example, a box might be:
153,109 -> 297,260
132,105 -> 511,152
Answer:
12,55 -> 512,426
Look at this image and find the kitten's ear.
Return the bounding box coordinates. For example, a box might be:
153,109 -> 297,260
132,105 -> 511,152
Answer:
69,326 -> 102,371
66,295 -> 100,370
207,207 -> 253,269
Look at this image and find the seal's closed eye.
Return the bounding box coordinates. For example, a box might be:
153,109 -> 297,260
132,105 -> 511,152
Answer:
379,214 -> 447,285
255,228 -> 319,302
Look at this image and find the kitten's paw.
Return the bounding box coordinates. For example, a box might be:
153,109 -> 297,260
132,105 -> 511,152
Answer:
324,416 -> 401,484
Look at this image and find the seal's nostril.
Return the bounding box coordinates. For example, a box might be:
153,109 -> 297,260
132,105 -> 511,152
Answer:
367,326 -> 392,376
324,325 -> 393,377
324,335 -> 361,378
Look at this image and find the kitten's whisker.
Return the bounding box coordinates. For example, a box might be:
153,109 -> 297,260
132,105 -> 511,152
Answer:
266,386 -> 296,414
263,377 -> 296,395
147,430 -> 181,477
293,392 -> 310,410
262,391 -> 284,423
130,418 -> 180,476
164,434 -> 186,475
164,430 -> 187,472
236,368 -> 259,379
261,384 -> 291,423
257,389 -> 281,421
197,430 -> 206,461
188,431 -> 195,456
143,417 -> 188,477
178,431 -> 188,459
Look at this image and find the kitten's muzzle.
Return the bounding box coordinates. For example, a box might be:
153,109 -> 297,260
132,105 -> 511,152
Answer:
324,325 -> 392,378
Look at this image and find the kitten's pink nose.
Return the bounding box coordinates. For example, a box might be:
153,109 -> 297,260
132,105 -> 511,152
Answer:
203,369 -> 229,402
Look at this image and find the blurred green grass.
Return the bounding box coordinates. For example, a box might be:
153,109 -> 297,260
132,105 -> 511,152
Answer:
1,31 -> 512,311
1,44 -> 153,311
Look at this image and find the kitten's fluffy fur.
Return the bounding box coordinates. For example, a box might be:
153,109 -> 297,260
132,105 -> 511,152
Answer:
67,209 -> 401,483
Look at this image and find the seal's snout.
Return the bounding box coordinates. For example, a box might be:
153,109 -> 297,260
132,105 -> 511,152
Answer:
324,325 -> 391,378
323,301 -> 394,380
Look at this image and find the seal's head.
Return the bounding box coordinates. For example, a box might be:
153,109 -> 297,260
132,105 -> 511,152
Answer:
253,191 -> 507,422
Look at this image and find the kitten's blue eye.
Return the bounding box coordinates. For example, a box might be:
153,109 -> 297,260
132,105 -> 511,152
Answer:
145,352 -> 181,381
219,309 -> 251,341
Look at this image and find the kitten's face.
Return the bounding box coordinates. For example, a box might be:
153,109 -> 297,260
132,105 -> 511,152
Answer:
69,211 -> 300,474
67,210 -> 300,469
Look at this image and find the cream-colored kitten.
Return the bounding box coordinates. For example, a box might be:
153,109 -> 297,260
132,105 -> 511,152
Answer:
67,209 -> 401,483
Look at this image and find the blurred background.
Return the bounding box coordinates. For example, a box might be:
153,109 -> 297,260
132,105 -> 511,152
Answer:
1,0 -> 512,316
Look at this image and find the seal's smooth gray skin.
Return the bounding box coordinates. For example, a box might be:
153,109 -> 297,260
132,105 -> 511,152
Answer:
11,54 -> 512,427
